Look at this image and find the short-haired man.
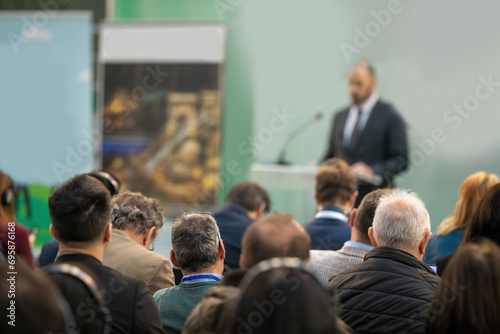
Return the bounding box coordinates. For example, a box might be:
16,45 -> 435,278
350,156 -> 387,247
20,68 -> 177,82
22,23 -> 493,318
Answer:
214,181 -> 270,269
330,189 -> 439,334
323,61 -> 408,207
154,213 -> 225,334
309,189 -> 391,285
103,191 -> 175,294
48,174 -> 164,334
183,212 -> 329,334
304,158 -> 358,250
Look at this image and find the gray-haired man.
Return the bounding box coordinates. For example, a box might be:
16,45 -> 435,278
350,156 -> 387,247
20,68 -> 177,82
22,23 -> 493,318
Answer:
330,189 -> 439,334
154,213 -> 225,334
103,191 -> 175,294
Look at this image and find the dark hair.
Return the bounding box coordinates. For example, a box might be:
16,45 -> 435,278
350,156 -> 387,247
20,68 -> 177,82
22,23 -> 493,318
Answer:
111,191 -> 164,238
241,212 -> 310,269
227,182 -> 271,213
0,262 -> 63,334
171,213 -> 220,273
49,174 -> 111,243
230,265 -> 337,334
427,239 -> 500,334
354,189 -> 392,237
463,183 -> 500,245
316,158 -> 357,206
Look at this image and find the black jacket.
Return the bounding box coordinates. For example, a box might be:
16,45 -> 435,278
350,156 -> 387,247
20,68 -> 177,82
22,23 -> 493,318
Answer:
323,100 -> 408,186
54,253 -> 165,334
329,247 -> 440,334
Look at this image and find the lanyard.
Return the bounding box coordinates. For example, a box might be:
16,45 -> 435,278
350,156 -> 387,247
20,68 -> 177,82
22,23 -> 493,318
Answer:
181,274 -> 222,283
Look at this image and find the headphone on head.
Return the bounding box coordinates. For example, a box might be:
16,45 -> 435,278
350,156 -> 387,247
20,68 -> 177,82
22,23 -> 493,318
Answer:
1,176 -> 17,207
87,171 -> 120,196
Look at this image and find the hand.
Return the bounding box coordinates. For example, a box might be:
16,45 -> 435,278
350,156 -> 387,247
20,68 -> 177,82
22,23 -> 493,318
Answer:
351,162 -> 374,179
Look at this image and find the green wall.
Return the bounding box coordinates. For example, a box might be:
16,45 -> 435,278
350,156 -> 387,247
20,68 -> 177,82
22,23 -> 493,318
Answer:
114,1 -> 254,207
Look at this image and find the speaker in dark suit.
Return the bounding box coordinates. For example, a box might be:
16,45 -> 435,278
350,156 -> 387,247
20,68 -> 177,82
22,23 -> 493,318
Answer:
323,62 -> 408,206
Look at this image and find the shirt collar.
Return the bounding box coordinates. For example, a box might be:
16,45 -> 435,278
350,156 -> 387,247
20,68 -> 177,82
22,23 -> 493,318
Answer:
344,240 -> 373,251
357,91 -> 379,114
180,273 -> 223,284
314,206 -> 348,223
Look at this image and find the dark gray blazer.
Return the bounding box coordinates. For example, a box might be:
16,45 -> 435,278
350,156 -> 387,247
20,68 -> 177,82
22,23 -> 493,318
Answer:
323,100 -> 408,185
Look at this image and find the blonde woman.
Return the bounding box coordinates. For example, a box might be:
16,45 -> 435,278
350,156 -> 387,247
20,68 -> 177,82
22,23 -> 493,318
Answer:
423,172 -> 499,265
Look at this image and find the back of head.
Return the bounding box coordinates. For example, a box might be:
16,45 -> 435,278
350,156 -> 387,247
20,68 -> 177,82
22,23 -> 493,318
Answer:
241,212 -> 311,269
372,189 -> 430,252
171,213 -> 220,273
463,183 -> 500,245
0,262 -> 63,334
354,189 -> 393,239
226,181 -> 271,212
0,170 -> 16,221
231,260 -> 336,334
427,239 -> 500,334
49,174 -> 111,244
111,191 -> 164,238
438,172 -> 499,235
316,158 -> 357,206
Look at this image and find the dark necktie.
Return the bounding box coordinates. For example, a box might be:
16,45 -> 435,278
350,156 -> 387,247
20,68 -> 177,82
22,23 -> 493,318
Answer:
349,107 -> 363,151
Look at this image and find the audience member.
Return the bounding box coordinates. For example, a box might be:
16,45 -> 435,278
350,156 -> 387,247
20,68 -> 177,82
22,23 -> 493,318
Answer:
330,189 -> 439,334
183,212 -> 309,333
228,258 -> 337,334
39,170 -> 122,267
427,238 -> 500,334
154,213 -> 225,334
309,188 -> 390,285
0,170 -> 36,269
47,174 -> 164,334
103,191 -> 175,294
214,181 -> 270,270
423,172 -> 499,265
436,183 -> 500,274
0,261 -> 64,334
304,158 -> 358,250
183,212 -> 352,334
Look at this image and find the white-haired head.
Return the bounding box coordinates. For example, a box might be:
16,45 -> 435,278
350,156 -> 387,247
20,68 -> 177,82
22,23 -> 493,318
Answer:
370,189 -> 431,256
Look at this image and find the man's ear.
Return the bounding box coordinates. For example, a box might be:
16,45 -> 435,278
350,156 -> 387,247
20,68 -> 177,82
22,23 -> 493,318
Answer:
219,239 -> 226,260
256,204 -> 266,219
419,231 -> 432,257
170,250 -> 180,268
349,191 -> 359,210
49,224 -> 58,240
239,254 -> 245,269
143,226 -> 157,248
349,208 -> 357,228
368,227 -> 378,247
104,223 -> 112,243
314,192 -> 319,207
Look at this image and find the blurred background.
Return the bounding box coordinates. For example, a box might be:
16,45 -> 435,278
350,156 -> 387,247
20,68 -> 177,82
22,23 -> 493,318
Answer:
1,0 -> 500,257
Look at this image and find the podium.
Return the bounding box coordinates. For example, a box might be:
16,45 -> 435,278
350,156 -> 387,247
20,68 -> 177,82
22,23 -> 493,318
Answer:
249,163 -> 318,224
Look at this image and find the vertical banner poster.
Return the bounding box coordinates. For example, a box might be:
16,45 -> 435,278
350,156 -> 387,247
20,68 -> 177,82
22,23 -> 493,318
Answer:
99,24 -> 226,215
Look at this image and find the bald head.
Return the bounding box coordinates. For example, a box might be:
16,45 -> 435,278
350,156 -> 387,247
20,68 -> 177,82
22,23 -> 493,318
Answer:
348,61 -> 377,106
240,212 -> 311,269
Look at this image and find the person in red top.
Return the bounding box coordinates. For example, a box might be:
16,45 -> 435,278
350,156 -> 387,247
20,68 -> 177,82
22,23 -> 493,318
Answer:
0,170 -> 36,269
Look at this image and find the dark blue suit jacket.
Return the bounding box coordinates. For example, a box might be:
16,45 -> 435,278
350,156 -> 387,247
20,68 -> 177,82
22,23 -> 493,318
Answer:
214,203 -> 254,270
304,211 -> 351,251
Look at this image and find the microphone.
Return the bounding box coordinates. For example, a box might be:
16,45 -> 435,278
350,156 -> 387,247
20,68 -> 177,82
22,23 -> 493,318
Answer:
275,112 -> 323,165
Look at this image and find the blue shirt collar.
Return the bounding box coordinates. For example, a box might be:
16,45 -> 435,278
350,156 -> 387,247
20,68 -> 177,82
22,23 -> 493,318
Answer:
181,273 -> 223,284
344,240 -> 373,251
